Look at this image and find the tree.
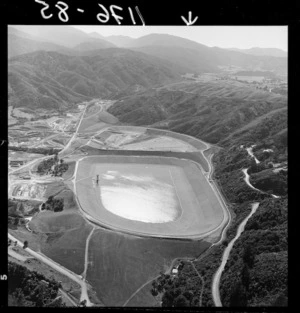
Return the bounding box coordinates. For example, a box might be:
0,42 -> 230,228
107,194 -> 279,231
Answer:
151,281 -> 159,296
241,263 -> 250,290
47,196 -> 54,205
151,287 -> 158,297
11,288 -> 28,306
272,291 -> 288,306
14,217 -> 19,226
162,290 -> 175,307
229,280 -> 248,306
23,241 -> 28,249
243,245 -> 255,268
174,294 -> 190,307
79,299 -> 87,307
54,153 -> 58,163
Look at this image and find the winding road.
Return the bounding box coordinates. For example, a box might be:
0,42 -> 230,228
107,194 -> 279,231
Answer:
242,168 -> 261,192
245,145 -> 260,164
243,168 -> 280,199
212,156 -> 282,306
212,202 -> 260,306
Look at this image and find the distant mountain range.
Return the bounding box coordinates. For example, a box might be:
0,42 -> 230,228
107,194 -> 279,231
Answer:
8,26 -> 287,76
8,25 -> 287,111
226,47 -> 287,58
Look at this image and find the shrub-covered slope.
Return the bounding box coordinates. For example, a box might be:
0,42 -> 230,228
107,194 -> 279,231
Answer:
8,49 -> 181,110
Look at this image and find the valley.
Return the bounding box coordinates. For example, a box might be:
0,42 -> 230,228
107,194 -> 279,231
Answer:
7,25 -> 287,308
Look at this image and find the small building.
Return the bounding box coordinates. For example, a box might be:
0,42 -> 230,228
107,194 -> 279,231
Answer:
171,268 -> 178,275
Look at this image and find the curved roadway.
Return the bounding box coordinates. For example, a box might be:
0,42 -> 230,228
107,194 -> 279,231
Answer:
212,202 -> 260,306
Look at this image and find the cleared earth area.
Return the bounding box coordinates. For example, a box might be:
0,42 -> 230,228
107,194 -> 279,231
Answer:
76,156 -> 224,239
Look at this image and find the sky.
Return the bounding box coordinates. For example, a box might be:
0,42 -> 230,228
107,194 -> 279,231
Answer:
73,26 -> 287,51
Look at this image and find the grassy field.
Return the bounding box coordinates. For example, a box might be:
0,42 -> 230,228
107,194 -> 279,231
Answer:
125,281 -> 160,307
86,229 -> 210,306
15,200 -> 210,306
41,221 -> 92,275
44,181 -> 67,198
79,110 -> 118,133
30,210 -> 92,275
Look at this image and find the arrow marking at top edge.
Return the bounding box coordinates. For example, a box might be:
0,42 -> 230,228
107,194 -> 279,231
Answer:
181,11 -> 198,26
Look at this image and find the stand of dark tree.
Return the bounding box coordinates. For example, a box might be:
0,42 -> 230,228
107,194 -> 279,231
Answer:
8,261 -> 65,307
37,155 -> 68,177
41,196 -> 64,212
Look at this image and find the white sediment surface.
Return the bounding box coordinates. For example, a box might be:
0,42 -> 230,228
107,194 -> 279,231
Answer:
100,172 -> 180,223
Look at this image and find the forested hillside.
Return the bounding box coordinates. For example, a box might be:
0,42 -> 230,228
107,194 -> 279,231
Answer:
108,81 -> 287,144
212,102 -> 287,305
8,49 -> 181,110
8,262 -> 64,307
142,80 -> 287,307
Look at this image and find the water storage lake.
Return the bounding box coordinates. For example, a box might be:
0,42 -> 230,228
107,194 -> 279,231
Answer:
76,155 -> 224,239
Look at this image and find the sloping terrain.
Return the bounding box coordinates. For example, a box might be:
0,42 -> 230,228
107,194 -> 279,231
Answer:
72,39 -> 116,52
8,33 -> 71,59
9,27 -> 287,76
108,80 -> 287,144
126,34 -> 287,75
227,47 -> 287,58
8,26 -> 116,58
8,49 -> 181,109
12,25 -> 95,48
108,78 -> 287,307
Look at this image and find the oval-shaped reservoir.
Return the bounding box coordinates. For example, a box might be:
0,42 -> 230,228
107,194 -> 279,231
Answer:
100,171 -> 181,223
75,155 -> 225,239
